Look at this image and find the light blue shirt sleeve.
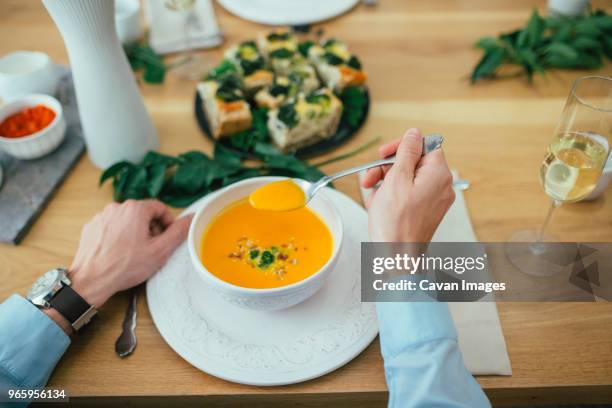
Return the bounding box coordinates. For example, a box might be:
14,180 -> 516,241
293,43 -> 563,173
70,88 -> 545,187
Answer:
376,301 -> 490,408
0,294 -> 70,395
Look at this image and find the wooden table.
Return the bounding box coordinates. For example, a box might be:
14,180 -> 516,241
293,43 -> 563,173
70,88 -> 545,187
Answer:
2,0 -> 612,406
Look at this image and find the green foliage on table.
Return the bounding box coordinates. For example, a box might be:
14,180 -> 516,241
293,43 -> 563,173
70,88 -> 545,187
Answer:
99,137 -> 381,208
124,41 -> 166,84
471,9 -> 612,83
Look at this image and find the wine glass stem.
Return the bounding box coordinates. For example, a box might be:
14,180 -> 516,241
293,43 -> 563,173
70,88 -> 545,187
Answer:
182,11 -> 194,62
537,200 -> 561,243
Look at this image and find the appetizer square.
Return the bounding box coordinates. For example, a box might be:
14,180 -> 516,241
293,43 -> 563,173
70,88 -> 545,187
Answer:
197,74 -> 252,139
308,38 -> 367,91
267,88 -> 343,152
224,41 -> 273,95
255,66 -> 320,110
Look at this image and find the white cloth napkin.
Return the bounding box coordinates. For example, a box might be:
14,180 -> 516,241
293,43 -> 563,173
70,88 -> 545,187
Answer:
144,0 -> 223,55
358,170 -> 512,376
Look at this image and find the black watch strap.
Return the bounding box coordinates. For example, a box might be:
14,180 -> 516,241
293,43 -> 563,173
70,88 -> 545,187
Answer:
49,283 -> 97,331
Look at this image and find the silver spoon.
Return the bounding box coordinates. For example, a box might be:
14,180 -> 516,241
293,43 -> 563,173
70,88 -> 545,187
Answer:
295,133 -> 444,204
115,287 -> 139,358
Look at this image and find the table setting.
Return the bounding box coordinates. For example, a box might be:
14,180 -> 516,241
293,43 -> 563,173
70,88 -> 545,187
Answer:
1,0 -> 612,406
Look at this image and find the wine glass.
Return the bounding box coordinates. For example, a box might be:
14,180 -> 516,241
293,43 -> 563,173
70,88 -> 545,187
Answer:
506,76 -> 612,276
164,0 -> 205,80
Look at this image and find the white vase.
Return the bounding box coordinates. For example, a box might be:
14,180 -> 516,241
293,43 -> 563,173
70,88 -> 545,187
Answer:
42,0 -> 159,169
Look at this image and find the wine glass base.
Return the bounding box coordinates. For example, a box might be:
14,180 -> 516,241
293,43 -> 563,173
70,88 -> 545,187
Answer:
169,54 -> 207,81
505,229 -> 577,277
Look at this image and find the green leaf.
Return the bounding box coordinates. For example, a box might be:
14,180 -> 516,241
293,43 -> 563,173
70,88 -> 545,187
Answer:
573,36 -> 602,52
339,86 -> 368,128
100,161 -> 132,186
112,166 -> 133,202
475,37 -> 500,51
222,168 -> 262,186
172,152 -> 213,194
253,142 -> 282,158
214,143 -> 242,170
574,19 -> 602,38
142,151 -> 178,167
124,42 -> 166,84
520,9 -> 545,48
123,167 -> 149,200
470,48 -> 505,83
147,163 -> 167,197
544,42 -> 579,60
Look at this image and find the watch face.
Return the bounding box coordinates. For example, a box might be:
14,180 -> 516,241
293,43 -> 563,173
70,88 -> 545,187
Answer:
27,269 -> 61,300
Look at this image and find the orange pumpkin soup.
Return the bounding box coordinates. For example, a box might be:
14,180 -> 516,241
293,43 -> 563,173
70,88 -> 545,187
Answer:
200,198 -> 333,289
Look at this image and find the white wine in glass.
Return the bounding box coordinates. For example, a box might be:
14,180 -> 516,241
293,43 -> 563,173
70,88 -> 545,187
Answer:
507,76 -> 612,277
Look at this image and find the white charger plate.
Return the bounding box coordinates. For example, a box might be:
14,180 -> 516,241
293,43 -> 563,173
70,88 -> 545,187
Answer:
147,186 -> 378,386
216,0 -> 359,26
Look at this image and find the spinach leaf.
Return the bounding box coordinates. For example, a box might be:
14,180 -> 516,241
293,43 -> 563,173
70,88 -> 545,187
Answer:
339,86 -> 368,128
270,48 -> 294,59
298,40 -> 315,57
278,103 -> 299,128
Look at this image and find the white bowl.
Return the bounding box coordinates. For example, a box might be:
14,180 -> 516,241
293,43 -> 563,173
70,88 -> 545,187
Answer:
0,94 -> 67,160
188,176 -> 344,311
0,51 -> 60,101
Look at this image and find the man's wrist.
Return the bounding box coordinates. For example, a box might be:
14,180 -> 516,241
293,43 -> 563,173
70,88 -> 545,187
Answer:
69,266 -> 112,308
43,307 -> 73,335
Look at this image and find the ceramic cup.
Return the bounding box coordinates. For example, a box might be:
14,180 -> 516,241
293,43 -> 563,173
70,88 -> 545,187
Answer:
0,51 -> 60,101
115,0 -> 142,44
188,176 -> 344,311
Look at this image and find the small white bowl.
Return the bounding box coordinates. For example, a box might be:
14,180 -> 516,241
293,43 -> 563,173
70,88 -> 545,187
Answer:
0,94 -> 66,160
188,176 -> 344,311
0,51 -> 60,101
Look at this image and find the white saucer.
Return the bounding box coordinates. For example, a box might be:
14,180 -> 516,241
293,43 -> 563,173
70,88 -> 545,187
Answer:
216,0 -> 359,26
147,187 -> 378,386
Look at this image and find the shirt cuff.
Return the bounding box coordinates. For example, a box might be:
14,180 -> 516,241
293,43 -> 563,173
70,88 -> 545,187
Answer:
376,301 -> 457,359
0,295 -> 71,388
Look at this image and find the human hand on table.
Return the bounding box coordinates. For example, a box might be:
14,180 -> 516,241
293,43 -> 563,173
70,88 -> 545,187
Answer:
67,200 -> 191,309
361,128 -> 455,242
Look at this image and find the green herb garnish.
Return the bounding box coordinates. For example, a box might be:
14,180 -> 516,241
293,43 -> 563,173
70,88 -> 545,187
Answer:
298,40 -> 315,57
277,103 -> 299,128
215,74 -> 244,102
268,32 -> 291,42
323,51 -> 344,65
347,55 -> 362,70
270,48 -> 294,59
249,249 -> 260,259
471,9 -> 612,83
258,250 -> 275,268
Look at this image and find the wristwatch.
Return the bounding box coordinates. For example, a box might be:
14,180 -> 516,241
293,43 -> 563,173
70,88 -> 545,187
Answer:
27,268 -> 98,331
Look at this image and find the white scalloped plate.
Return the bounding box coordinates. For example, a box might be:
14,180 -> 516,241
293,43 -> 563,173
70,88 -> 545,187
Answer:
216,0 -> 359,26
147,186 -> 378,386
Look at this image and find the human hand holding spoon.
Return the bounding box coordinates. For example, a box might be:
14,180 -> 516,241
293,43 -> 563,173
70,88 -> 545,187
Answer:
249,133 -> 444,212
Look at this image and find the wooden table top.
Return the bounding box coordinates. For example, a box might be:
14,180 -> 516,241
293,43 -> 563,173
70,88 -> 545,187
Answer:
1,0 -> 612,406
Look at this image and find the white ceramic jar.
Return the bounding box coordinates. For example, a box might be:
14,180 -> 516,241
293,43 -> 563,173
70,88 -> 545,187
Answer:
42,0 -> 159,168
